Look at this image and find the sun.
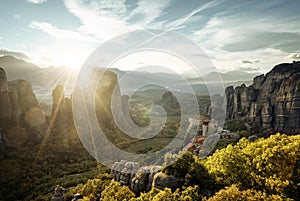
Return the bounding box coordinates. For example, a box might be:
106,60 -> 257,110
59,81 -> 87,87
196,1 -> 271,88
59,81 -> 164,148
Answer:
50,47 -> 88,73
34,41 -> 95,73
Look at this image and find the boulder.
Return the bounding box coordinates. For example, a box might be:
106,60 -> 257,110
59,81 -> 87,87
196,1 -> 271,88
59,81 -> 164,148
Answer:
152,172 -> 180,191
52,185 -> 64,201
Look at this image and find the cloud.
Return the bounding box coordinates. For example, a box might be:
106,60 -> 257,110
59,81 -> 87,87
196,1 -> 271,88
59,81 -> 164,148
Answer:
165,0 -> 220,31
285,53 -> 300,60
26,0 -> 47,4
239,66 -> 260,72
191,1 -> 300,73
128,0 -> 172,26
194,2 -> 300,53
63,0 -> 135,41
241,60 -> 259,64
30,21 -> 99,42
0,48 -> 30,60
221,32 -> 300,52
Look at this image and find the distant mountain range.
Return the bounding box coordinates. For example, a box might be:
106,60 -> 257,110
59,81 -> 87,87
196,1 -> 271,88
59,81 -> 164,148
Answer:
187,70 -> 260,84
0,56 -> 76,103
0,55 -> 260,102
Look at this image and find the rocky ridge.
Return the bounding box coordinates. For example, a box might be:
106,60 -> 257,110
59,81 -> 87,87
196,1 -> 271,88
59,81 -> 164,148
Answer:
225,61 -> 300,133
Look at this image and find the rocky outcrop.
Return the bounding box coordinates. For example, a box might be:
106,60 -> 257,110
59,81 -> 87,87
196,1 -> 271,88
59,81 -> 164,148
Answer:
52,185 -> 64,201
8,80 -> 38,124
225,62 -> 300,133
0,128 -> 7,145
52,85 -> 73,125
111,160 -> 140,186
152,172 -> 180,191
111,160 -> 181,195
131,165 -> 161,194
0,67 -> 10,121
94,70 -> 126,130
0,67 -> 38,125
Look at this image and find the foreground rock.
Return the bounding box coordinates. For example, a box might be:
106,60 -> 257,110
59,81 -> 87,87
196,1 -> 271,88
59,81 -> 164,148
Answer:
111,160 -> 182,195
131,165 -> 161,194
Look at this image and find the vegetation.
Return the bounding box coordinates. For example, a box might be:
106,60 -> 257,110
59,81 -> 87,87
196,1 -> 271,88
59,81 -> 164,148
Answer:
0,124 -> 105,201
132,186 -> 200,201
1,96 -> 299,201
205,133 -> 300,198
224,119 -> 248,132
204,185 -> 287,201
162,152 -> 215,190
65,133 -> 299,201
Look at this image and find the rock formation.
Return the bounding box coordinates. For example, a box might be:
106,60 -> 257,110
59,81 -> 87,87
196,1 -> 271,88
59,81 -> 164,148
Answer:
52,185 -> 64,201
111,160 -> 140,186
0,67 -> 38,125
94,69 -> 126,130
131,165 -> 161,194
152,172 -> 180,191
52,85 -> 72,125
225,62 -> 300,133
8,80 -> 38,124
0,128 -> 7,145
0,67 -> 10,121
111,160 -> 181,195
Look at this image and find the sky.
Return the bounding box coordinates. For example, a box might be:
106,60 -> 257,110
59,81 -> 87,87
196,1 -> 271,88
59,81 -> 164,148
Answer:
0,0 -> 300,73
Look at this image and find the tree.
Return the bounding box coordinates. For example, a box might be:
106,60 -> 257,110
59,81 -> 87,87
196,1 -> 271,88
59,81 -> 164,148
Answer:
162,152 -> 215,191
131,186 -> 200,201
101,180 -> 135,201
204,133 -> 300,197
205,185 -> 286,201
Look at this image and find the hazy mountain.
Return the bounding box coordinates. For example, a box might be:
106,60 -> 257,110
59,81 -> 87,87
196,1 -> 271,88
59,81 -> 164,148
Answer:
203,70 -> 260,83
0,55 -> 41,80
0,56 -> 76,103
0,56 -> 258,103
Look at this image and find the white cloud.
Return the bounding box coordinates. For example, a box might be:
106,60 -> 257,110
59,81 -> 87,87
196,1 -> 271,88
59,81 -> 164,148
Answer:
30,21 -> 99,42
128,0 -> 172,26
26,0 -> 47,4
165,0 -> 220,31
240,60 -> 259,64
63,0 -> 136,41
285,53 -> 300,61
0,48 -> 30,60
191,8 -> 300,72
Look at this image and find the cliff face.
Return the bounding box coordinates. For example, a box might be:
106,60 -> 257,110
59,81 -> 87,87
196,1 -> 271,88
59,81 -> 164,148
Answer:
0,67 -> 38,125
225,62 -> 300,133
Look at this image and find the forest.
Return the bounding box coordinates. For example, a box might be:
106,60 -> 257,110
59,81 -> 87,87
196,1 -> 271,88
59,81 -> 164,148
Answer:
63,133 -> 299,201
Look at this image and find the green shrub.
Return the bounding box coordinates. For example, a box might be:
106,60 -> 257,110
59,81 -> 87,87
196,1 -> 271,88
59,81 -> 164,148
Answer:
163,152 -> 215,190
224,119 -> 247,132
205,185 -> 287,201
101,180 -> 135,201
204,133 -> 300,197
131,186 -> 200,201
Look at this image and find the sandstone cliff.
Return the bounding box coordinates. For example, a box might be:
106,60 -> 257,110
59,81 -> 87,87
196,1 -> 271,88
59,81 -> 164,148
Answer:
0,67 -> 38,125
225,62 -> 300,133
